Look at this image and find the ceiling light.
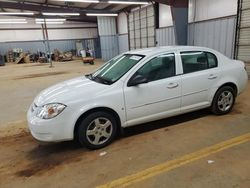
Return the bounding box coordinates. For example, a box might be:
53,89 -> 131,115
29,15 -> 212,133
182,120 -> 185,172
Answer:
0,19 -> 26,22
86,13 -> 118,17
0,21 -> 28,24
42,12 -> 80,16
36,22 -> 64,24
0,12 -> 34,15
108,1 -> 149,5
63,0 -> 99,2
36,19 -> 66,22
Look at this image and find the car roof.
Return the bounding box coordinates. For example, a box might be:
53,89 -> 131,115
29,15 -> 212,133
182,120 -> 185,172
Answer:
126,46 -> 214,57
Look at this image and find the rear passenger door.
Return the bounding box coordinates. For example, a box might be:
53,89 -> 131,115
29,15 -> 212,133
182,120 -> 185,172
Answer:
179,51 -> 220,112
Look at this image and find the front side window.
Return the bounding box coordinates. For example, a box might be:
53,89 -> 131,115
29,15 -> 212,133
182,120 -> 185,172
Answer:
134,53 -> 176,82
88,54 -> 144,84
181,51 -> 218,74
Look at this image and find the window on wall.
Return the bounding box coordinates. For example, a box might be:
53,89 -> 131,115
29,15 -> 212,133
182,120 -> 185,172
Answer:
180,51 -> 218,74
135,53 -> 176,82
128,5 -> 155,50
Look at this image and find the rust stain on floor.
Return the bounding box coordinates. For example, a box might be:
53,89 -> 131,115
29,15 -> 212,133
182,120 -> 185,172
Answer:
0,134 -> 93,178
23,63 -> 48,67
14,141 -> 98,177
15,153 -> 82,177
13,71 -> 69,80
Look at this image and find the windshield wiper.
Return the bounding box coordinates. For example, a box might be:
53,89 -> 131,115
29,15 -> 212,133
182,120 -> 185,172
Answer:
86,74 -> 112,85
85,74 -> 94,80
95,76 -> 113,85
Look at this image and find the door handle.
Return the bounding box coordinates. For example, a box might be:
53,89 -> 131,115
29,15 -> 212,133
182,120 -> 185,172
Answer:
208,74 -> 217,80
167,83 -> 179,89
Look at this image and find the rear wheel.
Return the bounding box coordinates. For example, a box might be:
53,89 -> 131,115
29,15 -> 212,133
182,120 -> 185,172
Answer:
77,111 -> 117,149
211,86 -> 236,115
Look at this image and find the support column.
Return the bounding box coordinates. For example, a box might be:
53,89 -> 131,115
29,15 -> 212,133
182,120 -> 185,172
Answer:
41,21 -> 53,67
170,0 -> 189,45
97,17 -> 119,61
43,20 -> 53,67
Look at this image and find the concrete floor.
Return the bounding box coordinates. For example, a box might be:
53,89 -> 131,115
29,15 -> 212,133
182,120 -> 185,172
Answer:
0,59 -> 102,128
0,60 -> 249,188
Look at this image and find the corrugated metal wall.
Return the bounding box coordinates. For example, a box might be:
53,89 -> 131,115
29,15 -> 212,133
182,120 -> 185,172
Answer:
155,17 -> 236,58
97,17 -> 117,36
235,0 -> 250,63
0,40 -> 75,54
156,27 -> 176,46
154,1 -> 237,58
0,41 -> 46,54
118,34 -> 129,53
0,27 -> 98,43
129,5 -> 156,50
98,17 -> 119,61
189,0 -> 237,23
0,38 -> 101,58
188,16 -> 236,58
118,13 -> 128,35
100,36 -> 119,61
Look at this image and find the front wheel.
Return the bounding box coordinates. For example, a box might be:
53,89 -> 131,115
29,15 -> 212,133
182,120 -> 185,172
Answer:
77,111 -> 117,149
211,86 -> 236,115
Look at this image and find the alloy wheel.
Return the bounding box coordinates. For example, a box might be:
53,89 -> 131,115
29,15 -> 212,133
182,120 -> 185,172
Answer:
86,117 -> 113,145
217,90 -> 234,112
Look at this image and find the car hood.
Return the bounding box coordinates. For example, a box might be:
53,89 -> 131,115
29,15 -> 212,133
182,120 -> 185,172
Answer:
34,76 -> 110,106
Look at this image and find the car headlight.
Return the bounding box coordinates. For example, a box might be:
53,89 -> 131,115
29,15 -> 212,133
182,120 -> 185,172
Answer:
36,103 -> 66,119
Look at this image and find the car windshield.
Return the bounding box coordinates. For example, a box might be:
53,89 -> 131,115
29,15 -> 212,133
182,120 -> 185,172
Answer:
86,54 -> 144,85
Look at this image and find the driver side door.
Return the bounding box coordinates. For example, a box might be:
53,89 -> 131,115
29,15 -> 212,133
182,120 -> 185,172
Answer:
123,53 -> 182,127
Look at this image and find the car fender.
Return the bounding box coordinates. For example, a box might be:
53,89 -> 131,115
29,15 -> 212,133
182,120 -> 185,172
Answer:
209,75 -> 239,103
66,99 -> 126,139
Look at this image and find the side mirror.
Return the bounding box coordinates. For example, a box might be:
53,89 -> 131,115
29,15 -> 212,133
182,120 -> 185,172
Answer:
128,74 -> 148,87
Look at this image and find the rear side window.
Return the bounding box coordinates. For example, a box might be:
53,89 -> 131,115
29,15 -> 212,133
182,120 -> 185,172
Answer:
207,52 -> 218,68
180,51 -> 218,74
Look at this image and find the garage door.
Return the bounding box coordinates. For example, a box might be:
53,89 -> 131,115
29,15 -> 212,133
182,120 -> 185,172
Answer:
128,5 -> 155,50
235,0 -> 250,63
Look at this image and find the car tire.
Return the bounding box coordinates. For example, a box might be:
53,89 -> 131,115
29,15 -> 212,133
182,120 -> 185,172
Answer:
211,86 -> 236,115
77,111 -> 117,149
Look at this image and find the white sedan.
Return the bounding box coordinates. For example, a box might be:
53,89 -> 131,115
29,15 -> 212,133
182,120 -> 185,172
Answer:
27,46 -> 248,149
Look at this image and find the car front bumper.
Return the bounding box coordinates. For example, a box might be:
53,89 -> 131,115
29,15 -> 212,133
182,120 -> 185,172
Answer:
27,105 -> 74,142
